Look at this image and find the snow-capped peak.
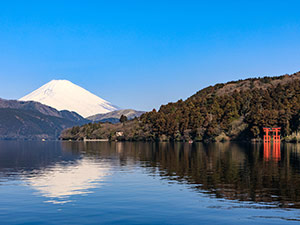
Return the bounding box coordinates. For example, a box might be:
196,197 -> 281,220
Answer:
19,80 -> 117,118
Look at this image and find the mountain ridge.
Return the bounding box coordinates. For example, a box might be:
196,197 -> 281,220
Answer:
0,98 -> 89,140
0,98 -> 86,123
20,80 -> 117,117
87,109 -> 145,123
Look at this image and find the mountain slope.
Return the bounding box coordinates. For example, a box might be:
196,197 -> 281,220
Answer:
19,80 -> 117,118
0,98 -> 87,124
87,109 -> 145,123
61,71 -> 300,142
0,108 -> 82,140
0,98 -> 89,140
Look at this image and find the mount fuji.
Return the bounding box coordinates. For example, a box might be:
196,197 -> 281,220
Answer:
19,80 -> 117,118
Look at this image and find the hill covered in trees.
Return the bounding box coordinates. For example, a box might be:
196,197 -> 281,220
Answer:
61,72 -> 300,142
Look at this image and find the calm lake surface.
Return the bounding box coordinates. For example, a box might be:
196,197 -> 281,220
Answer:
0,141 -> 300,224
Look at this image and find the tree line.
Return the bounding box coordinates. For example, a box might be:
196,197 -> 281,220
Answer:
61,72 -> 300,142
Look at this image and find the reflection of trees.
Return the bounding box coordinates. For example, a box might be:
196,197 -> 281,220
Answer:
2,141 -> 300,208
61,142 -> 300,208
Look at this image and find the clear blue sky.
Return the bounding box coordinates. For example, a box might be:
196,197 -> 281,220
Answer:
1,1 -> 300,111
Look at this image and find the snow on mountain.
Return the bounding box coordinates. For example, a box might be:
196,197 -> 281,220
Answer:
87,109 -> 145,122
19,80 -> 117,118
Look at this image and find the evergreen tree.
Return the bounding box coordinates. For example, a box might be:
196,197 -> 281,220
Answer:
120,115 -> 128,123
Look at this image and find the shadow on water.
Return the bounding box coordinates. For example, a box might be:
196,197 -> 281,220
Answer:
1,141 -> 300,208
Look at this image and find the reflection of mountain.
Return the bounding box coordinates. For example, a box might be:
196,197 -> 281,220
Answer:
60,141 -> 300,209
0,141 -> 110,204
1,141 -> 300,208
0,141 -> 79,176
25,158 -> 110,204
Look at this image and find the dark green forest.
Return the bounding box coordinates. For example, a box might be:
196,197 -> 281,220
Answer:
61,72 -> 300,142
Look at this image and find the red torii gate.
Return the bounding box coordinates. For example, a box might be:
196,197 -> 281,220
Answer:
272,127 -> 281,142
263,127 -> 281,142
263,127 -> 271,142
263,127 -> 281,161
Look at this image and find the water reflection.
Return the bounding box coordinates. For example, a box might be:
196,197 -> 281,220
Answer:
24,158 -> 110,204
0,141 -> 111,204
263,141 -> 281,161
1,141 -> 300,209
61,141 -> 300,208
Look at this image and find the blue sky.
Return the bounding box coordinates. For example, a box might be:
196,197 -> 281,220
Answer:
1,1 -> 300,111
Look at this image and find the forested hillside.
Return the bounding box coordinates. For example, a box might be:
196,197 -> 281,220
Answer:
62,72 -> 300,142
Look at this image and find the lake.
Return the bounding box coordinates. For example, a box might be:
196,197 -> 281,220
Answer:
0,141 -> 300,224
